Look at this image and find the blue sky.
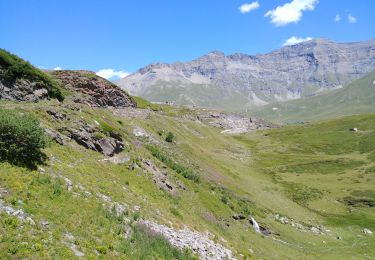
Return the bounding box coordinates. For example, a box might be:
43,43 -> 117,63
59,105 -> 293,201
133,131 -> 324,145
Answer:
0,0 -> 374,79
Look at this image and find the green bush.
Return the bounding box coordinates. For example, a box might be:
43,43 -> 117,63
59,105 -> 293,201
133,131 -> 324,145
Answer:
0,109 -> 48,169
165,132 -> 175,143
0,49 -> 64,101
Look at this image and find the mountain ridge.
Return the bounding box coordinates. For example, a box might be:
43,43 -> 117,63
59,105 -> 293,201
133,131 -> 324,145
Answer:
117,38 -> 375,110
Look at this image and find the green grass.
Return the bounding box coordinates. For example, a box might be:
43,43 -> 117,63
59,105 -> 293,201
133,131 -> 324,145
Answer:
0,98 -> 374,259
145,144 -> 200,182
132,95 -> 165,111
0,49 -> 64,101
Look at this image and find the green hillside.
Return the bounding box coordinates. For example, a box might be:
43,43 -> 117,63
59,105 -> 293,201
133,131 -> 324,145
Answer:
0,97 -> 374,258
253,70 -> 375,123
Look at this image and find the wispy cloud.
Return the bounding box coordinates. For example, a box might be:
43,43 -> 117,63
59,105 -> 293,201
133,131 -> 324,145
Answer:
283,36 -> 313,46
239,1 -> 260,14
96,69 -> 129,80
334,14 -> 341,22
265,0 -> 318,27
53,67 -> 62,70
347,14 -> 357,23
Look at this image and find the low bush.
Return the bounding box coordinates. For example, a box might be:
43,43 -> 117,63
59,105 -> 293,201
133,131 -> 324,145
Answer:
165,132 -> 175,143
0,109 -> 47,169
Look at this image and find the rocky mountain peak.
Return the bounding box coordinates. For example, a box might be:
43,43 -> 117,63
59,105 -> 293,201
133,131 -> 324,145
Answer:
117,38 -> 375,110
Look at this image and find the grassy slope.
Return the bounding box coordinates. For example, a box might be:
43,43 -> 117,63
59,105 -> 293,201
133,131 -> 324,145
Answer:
253,70 -> 375,124
0,99 -> 374,259
141,81 -> 250,110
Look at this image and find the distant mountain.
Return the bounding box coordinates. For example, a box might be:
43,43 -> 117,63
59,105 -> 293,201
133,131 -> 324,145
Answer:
116,38 -> 375,110
253,70 -> 375,123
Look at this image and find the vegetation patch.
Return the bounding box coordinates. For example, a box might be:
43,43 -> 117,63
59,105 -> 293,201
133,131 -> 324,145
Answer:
359,132 -> 375,153
343,190 -> 375,208
133,96 -> 164,111
0,109 -> 48,169
145,144 -> 200,182
0,49 -> 64,101
278,159 -> 364,174
284,182 -> 323,206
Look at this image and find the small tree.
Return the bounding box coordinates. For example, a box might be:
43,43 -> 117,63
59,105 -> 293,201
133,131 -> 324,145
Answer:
0,109 -> 47,169
165,132 -> 175,143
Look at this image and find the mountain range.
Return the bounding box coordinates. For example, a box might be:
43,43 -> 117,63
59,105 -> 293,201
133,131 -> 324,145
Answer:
117,38 -> 375,111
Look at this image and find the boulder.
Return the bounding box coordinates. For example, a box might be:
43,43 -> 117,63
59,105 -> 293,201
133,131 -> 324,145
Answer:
363,228 -> 373,235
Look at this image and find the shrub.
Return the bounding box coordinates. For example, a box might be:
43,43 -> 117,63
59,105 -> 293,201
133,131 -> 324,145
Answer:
165,132 -> 175,143
0,49 -> 64,101
0,109 -> 47,169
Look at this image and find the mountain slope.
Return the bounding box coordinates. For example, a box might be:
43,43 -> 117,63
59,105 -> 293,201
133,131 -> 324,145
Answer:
117,38 -> 375,110
253,70 -> 375,123
1,50 -> 374,259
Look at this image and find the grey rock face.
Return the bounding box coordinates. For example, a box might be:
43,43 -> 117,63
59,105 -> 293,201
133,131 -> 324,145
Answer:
0,78 -> 50,102
65,120 -> 124,156
117,38 -> 375,109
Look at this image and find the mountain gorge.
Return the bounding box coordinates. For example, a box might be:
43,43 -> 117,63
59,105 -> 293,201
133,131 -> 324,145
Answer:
117,38 -> 375,110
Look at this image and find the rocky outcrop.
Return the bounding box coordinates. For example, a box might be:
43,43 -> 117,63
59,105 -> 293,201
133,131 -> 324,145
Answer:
51,70 -> 136,108
117,38 -> 375,110
0,78 -> 50,102
61,120 -> 124,156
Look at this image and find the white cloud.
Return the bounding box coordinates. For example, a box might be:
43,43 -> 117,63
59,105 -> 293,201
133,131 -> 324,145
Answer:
265,0 -> 318,27
348,14 -> 357,23
283,36 -> 313,46
53,67 -> 62,70
96,69 -> 130,80
239,1 -> 260,14
334,14 -> 341,22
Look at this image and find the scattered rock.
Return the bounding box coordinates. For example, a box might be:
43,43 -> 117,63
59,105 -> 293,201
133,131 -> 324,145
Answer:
198,112 -> 277,134
96,193 -> 128,217
113,107 -> 151,119
232,214 -> 246,220
139,220 -> 234,259
141,159 -> 179,195
63,232 -> 85,257
0,192 -> 35,224
46,109 -> 67,121
363,228 -> 373,235
99,154 -> 131,164
133,126 -> 150,138
40,220 -> 50,230
274,214 -> 328,235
